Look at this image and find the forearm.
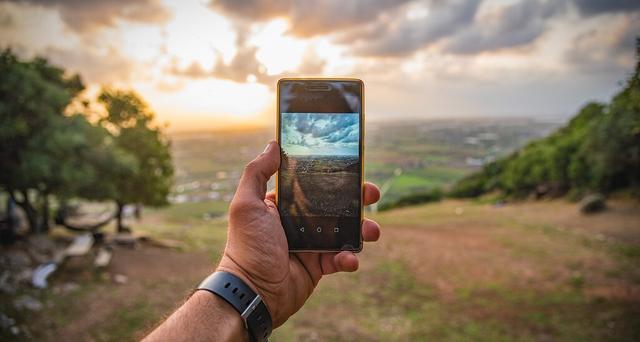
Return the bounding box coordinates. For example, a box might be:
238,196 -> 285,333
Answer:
144,290 -> 247,342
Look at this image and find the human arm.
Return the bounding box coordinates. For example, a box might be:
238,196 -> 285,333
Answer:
145,141 -> 381,340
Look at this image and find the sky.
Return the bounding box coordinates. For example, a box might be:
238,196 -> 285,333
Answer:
282,113 -> 359,156
1,0 -> 639,132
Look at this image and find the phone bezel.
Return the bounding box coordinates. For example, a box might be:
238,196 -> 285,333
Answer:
276,77 -> 365,253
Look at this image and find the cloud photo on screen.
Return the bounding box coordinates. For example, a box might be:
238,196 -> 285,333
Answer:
281,113 -> 359,156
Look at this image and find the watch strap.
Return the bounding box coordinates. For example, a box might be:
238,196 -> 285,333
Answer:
197,271 -> 272,342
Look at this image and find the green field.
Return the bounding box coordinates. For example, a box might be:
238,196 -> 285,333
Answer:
171,119 -> 558,208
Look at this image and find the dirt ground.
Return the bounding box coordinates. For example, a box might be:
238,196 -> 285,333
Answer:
4,198 -> 639,341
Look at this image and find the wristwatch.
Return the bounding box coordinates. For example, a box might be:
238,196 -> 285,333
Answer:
197,271 -> 273,342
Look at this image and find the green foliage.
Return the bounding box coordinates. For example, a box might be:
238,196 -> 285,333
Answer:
0,50 -> 172,234
453,39 -> 640,199
98,89 -> 174,208
379,188 -> 443,211
0,49 -> 88,231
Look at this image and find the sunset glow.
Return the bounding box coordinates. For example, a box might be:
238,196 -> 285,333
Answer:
1,0 -> 638,132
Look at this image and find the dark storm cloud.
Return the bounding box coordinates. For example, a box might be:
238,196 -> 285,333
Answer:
348,0 -> 482,57
2,0 -> 170,32
444,0 -> 566,55
572,0 -> 640,17
210,0 -> 411,38
291,114 -> 358,143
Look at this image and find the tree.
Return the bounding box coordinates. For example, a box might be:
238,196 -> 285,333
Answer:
97,89 -> 173,232
0,49 -> 84,233
451,38 -> 640,199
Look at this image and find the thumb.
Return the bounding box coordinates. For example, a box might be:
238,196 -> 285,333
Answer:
235,140 -> 280,201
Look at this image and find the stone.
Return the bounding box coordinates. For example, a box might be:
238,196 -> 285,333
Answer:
114,274 -> 128,285
5,250 -> 31,270
13,295 -> 43,312
580,194 -> 606,214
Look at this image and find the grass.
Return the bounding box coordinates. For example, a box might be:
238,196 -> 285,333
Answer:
7,198 -> 639,341
147,200 -> 229,222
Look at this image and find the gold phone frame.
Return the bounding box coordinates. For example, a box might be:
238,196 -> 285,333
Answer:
275,77 -> 365,253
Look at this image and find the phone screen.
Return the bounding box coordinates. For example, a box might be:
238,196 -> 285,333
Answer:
277,79 -> 363,251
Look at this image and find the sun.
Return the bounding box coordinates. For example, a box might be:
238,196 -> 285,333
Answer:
250,19 -> 307,75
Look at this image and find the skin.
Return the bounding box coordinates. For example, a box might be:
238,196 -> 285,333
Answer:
145,141 -> 381,341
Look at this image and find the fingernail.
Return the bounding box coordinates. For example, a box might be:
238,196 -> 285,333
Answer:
263,141 -> 274,153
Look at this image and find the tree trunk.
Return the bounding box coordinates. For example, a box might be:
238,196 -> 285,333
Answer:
40,193 -> 50,233
14,190 -> 39,234
134,204 -> 142,220
116,201 -> 126,233
0,197 -> 18,245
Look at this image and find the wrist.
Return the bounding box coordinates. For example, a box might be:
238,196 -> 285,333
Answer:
216,254 -> 278,323
198,270 -> 273,341
190,291 -> 248,341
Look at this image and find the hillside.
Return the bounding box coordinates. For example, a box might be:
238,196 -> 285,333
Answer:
452,43 -> 640,200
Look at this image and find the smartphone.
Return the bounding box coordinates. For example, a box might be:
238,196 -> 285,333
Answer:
276,78 -> 364,252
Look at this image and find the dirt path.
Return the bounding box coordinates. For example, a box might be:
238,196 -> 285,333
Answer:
31,246 -> 213,341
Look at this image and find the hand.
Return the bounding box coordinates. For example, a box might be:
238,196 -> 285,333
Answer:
217,140 -> 381,328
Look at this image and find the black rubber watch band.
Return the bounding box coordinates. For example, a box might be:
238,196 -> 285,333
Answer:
197,271 -> 272,342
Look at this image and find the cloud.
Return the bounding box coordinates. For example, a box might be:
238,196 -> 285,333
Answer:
347,0 -> 482,57
0,9 -> 13,27
169,26 -> 326,86
169,27 -> 277,85
572,0 -> 640,17
2,0 -> 170,32
44,45 -> 136,84
444,0 -> 566,55
292,113 -> 358,139
282,113 -> 359,155
565,13 -> 640,73
210,0 -> 410,38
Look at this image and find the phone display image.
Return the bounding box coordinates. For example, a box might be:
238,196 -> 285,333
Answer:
279,113 -> 360,218
277,79 -> 364,251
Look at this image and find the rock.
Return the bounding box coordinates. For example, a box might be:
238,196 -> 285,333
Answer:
5,250 -> 31,270
94,248 -> 113,268
0,272 -> 15,295
32,262 -> 57,289
13,295 -> 43,311
65,233 -> 94,257
580,194 -> 606,214
0,312 -> 16,330
10,326 -> 20,335
14,268 -> 33,284
113,274 -> 128,285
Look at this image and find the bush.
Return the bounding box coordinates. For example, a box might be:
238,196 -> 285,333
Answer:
450,39 -> 640,200
380,189 -> 443,211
